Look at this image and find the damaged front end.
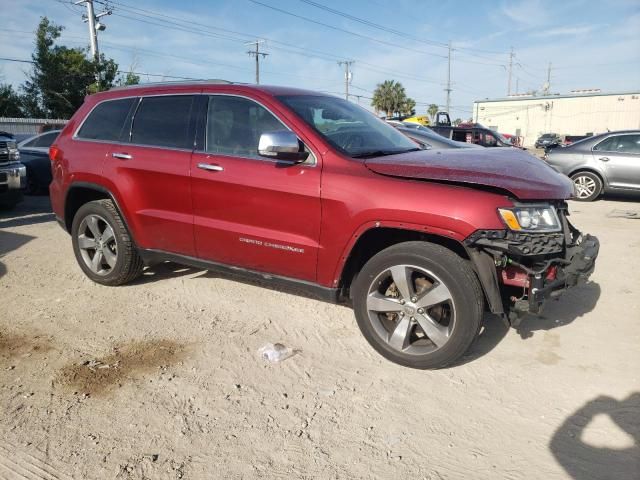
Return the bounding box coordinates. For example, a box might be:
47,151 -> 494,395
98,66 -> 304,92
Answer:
464,202 -> 599,326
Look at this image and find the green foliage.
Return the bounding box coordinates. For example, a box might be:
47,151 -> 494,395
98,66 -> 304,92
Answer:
453,118 -> 463,126
19,17 -> 128,119
0,84 -> 23,117
371,80 -> 416,117
118,71 -> 141,86
427,104 -> 439,121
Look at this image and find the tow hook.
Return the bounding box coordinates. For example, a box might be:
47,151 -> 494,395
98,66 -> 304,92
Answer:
529,274 -> 545,314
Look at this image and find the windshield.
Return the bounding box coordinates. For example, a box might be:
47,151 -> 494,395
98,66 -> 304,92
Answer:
277,94 -> 419,158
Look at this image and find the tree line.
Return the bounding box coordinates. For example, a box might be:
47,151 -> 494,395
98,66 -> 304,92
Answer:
0,17 -> 139,119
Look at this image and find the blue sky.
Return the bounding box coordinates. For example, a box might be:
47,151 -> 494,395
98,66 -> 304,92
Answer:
1,0 -> 639,119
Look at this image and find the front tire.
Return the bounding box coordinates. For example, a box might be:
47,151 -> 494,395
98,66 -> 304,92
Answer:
571,171 -> 602,202
71,199 -> 143,285
352,242 -> 484,369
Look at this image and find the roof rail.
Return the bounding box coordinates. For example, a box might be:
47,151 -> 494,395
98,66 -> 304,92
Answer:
109,79 -> 234,91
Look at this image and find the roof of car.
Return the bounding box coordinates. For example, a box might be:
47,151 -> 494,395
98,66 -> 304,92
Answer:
104,81 -> 335,98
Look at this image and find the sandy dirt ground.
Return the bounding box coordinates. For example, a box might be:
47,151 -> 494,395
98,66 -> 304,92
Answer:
1,194 -> 638,480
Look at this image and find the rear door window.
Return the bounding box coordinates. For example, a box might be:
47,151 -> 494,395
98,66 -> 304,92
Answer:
131,95 -> 195,149
77,98 -> 136,141
593,136 -> 619,152
614,135 -> 640,154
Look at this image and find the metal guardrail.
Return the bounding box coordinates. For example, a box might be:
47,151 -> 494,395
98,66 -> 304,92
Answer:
0,117 -> 68,135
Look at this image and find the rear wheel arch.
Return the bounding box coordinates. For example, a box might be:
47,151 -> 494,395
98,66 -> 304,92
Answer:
64,183 -> 130,236
338,227 -> 470,298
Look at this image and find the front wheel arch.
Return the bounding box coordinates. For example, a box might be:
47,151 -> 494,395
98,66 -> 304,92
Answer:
338,227 -> 470,298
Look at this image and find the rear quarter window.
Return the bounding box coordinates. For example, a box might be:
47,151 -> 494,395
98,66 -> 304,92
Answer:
77,98 -> 137,141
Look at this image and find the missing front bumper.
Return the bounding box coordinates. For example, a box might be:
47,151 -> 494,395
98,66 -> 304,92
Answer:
466,224 -> 599,326
526,233 -> 599,312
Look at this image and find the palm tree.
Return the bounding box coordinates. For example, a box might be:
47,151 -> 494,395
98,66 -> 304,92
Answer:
371,80 -> 414,117
427,104 -> 439,122
400,98 -> 416,116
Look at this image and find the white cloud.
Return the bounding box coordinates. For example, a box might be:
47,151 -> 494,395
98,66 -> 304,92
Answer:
531,25 -> 600,37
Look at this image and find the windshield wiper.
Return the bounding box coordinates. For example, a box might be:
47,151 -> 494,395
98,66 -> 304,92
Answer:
351,148 -> 421,159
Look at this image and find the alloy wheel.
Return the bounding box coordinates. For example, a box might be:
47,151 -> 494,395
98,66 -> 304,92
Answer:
77,214 -> 118,276
366,264 -> 456,355
573,175 -> 597,199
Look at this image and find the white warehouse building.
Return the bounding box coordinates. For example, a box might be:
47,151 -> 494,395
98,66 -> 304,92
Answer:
472,90 -> 640,147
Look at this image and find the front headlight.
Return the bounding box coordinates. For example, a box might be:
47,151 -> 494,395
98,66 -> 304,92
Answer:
498,205 -> 561,232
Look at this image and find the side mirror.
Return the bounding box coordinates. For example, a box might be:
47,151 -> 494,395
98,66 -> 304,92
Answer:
258,131 -> 309,163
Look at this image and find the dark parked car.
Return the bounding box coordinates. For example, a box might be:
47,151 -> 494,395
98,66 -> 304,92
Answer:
18,130 -> 61,194
0,131 -> 27,208
49,81 -> 598,369
395,126 -> 482,149
430,125 -> 516,148
544,130 -> 640,201
535,133 -> 561,149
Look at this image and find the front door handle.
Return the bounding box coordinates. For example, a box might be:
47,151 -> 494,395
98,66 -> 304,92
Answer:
112,152 -> 132,160
598,157 -> 610,162
197,163 -> 224,172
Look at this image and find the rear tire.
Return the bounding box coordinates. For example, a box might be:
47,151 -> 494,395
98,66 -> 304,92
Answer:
571,171 -> 602,202
71,199 -> 143,285
352,241 -> 484,369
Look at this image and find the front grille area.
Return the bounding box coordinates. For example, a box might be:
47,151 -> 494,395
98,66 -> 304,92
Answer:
0,141 -> 7,149
505,232 -> 565,255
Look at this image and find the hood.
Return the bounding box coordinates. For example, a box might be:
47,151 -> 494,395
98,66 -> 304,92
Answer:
364,148 -> 574,200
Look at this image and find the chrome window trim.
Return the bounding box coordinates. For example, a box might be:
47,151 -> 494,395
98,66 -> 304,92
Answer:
73,92 -> 196,142
200,93 -> 317,167
71,91 -> 319,165
73,94 -> 141,140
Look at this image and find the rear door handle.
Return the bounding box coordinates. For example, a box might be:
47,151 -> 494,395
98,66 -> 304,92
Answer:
112,152 -> 132,160
598,157 -> 610,162
197,163 -> 224,172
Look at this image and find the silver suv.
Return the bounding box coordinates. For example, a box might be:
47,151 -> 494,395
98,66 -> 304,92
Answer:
544,130 -> 640,201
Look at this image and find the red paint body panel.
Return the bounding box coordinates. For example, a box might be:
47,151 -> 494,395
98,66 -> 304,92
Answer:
365,148 -> 575,200
50,83 -> 563,290
191,151 -> 321,280
102,144 -> 195,256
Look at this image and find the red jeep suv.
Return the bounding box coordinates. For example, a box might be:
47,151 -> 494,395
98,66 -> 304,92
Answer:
49,81 -> 599,369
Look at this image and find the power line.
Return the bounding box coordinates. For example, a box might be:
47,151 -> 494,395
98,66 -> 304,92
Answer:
0,56 -> 200,80
297,0 -> 448,49
296,0 -> 508,60
81,1 -> 450,85
247,0 -> 448,60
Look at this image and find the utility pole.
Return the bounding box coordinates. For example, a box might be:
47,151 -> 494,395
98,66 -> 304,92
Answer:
246,40 -> 268,84
544,62 -> 552,95
74,0 -> 111,62
445,41 -> 452,113
507,46 -> 515,96
338,60 -> 354,101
